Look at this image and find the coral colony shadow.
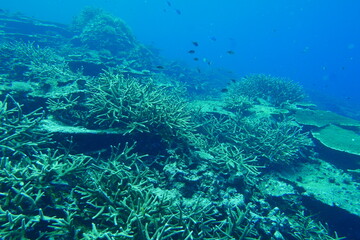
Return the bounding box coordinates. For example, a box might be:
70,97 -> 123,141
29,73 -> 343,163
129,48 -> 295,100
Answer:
0,8 -> 359,239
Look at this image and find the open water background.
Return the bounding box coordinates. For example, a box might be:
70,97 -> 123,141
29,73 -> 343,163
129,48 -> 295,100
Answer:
2,0 -> 360,116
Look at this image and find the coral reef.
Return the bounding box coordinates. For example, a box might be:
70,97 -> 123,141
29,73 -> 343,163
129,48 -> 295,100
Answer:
72,8 -> 135,54
0,9 -> 355,239
226,116 -> 313,165
195,110 -> 312,166
85,70 -> 194,137
0,41 -> 86,99
0,95 -> 51,158
225,74 -> 305,107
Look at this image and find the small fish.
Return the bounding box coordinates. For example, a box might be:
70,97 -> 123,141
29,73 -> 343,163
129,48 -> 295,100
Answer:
192,41 -> 199,47
210,36 -> 217,41
156,65 -> 164,69
166,1 -> 172,7
231,79 -> 236,83
221,88 -> 228,93
188,50 -> 195,54
193,57 -> 199,61
227,50 -> 235,55
196,68 -> 201,73
176,9 -> 181,15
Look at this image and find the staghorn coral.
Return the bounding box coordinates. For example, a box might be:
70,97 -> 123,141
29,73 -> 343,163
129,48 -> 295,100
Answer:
86,70 -> 196,143
0,41 -> 87,98
46,94 -> 89,126
0,41 -> 59,69
0,96 -> 340,240
195,111 -> 312,166
226,74 -> 305,107
0,141 -> 181,239
189,113 -> 263,185
0,95 -> 51,158
0,10 -> 349,239
226,116 -> 313,165
208,143 -> 262,184
290,211 -> 345,240
0,147 -> 92,239
223,94 -> 254,115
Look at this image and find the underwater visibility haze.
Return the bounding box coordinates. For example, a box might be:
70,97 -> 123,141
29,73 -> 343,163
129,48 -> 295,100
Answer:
0,0 -> 360,239
3,0 -> 360,113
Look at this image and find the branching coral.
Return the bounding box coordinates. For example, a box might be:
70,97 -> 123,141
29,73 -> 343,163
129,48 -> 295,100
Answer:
0,41 -> 65,82
0,41 -> 59,68
2,139 -> 259,239
195,112 -> 312,166
226,116 -> 313,165
0,140 -> 165,238
216,204 -> 257,239
0,10 -> 347,240
0,95 -> 51,158
46,94 -> 89,126
291,211 -> 345,240
68,143 -> 187,239
208,143 -> 262,184
226,74 -> 305,107
189,113 -> 263,184
86,70 -> 196,142
0,148 -> 93,239
223,94 -> 254,114
0,41 -> 86,97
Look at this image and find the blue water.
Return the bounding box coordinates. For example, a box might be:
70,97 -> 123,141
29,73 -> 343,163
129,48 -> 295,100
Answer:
3,0 -> 360,115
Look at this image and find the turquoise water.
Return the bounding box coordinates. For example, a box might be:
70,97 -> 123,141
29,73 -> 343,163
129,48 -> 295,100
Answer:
1,1 -> 360,239
3,0 -> 360,114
